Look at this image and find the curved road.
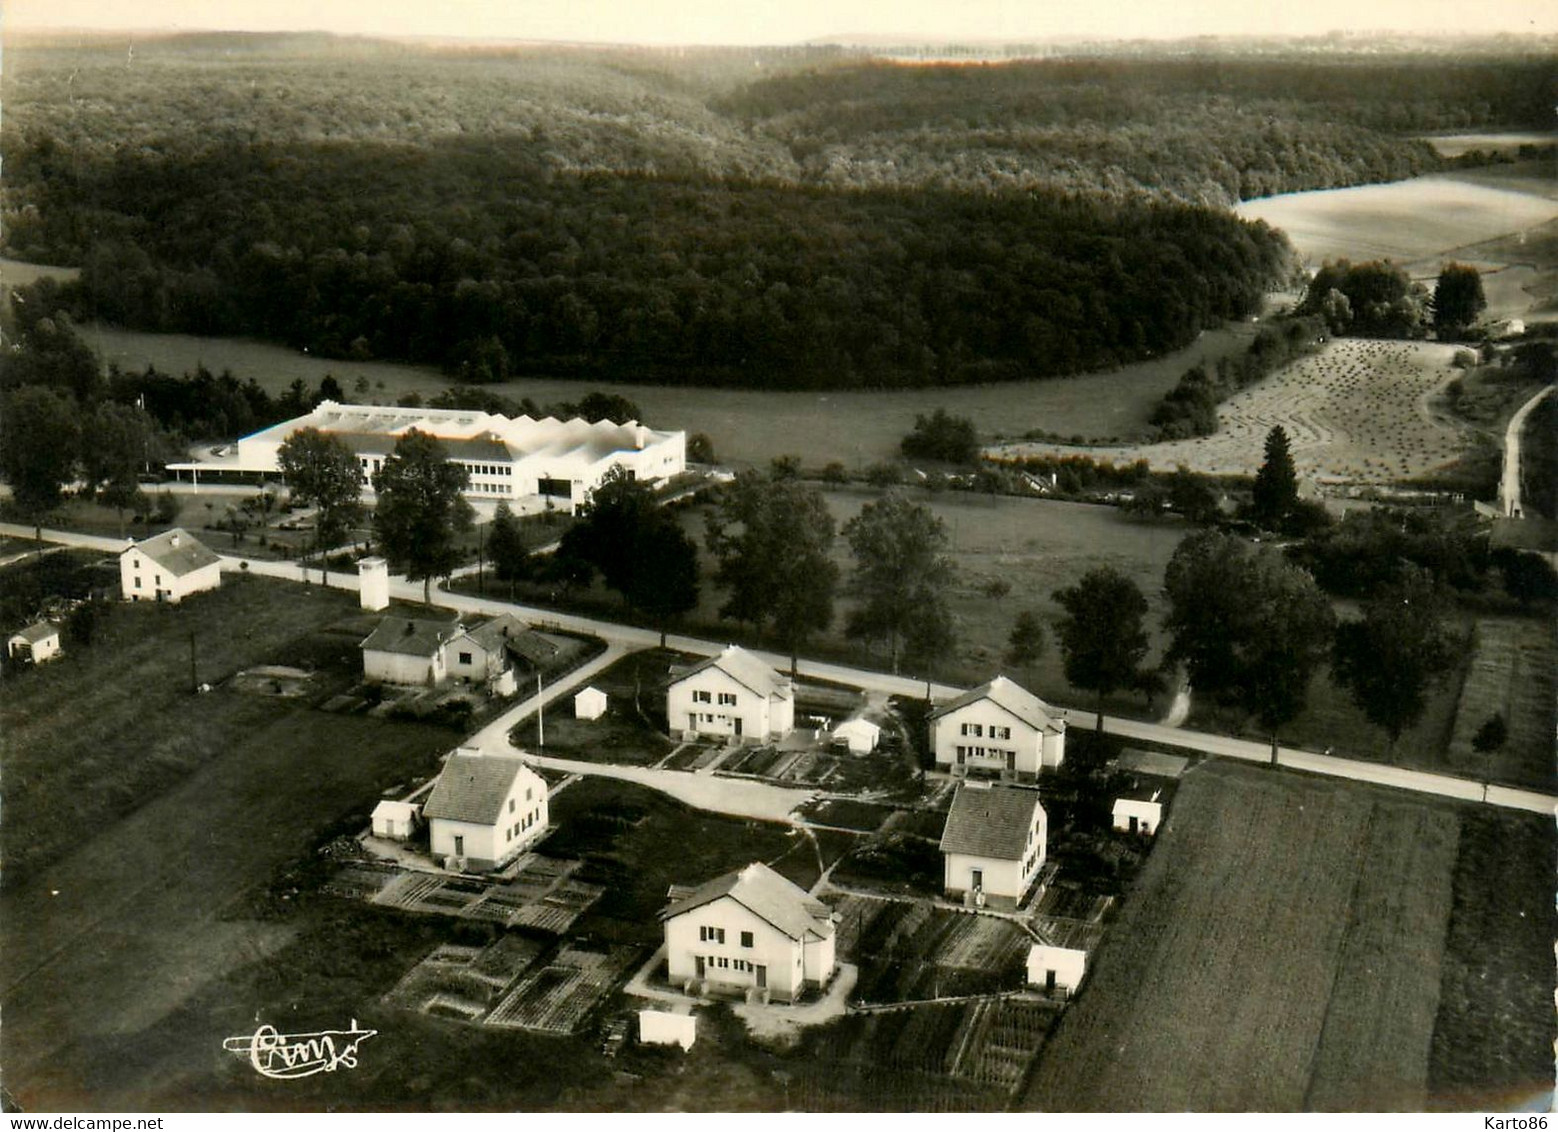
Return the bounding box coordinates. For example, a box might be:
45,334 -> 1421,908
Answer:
1500,383 -> 1555,518
8,522 -> 1553,817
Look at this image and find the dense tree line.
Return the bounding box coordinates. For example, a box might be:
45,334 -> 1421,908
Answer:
1300,259 -> 1426,337
21,140 -> 1291,390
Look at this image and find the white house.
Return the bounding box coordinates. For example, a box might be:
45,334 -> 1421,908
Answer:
666,645 -> 794,743
831,717 -> 881,755
119,528 -> 222,604
360,617 -> 460,686
930,675 -> 1066,779
421,752 -> 548,871
661,861 -> 836,1003
939,782 -> 1048,911
371,800 -> 421,841
167,401 -> 686,515
1112,786 -> 1163,835
1027,944 -> 1087,997
445,614 -> 539,684
574,686 -> 608,721
8,621 -> 61,664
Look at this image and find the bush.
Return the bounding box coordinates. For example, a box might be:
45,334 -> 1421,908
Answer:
901,409 -> 979,464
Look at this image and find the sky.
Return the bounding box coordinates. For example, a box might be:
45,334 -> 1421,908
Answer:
7,0 -> 1557,45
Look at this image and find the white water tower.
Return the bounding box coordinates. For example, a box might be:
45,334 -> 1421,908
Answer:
358,556 -> 389,611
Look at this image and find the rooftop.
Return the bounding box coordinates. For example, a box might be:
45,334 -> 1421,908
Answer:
123,528 -> 222,577
670,645 -> 792,701
939,783 -> 1046,861
661,861 -> 834,942
422,753 -> 538,826
931,674 -> 1063,733
9,621 -> 58,644
360,616 -> 459,658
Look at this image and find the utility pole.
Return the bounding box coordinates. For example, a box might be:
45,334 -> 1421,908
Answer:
189,631 -> 198,693
536,671 -> 544,748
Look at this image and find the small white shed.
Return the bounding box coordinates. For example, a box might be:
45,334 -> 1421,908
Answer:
831,717 -> 882,755
1027,944 -> 1087,996
638,1009 -> 696,1050
1112,787 -> 1163,836
575,686 -> 608,721
371,799 -> 421,841
8,621 -> 61,664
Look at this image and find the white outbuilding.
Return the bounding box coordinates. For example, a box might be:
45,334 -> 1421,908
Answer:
1027,944 -> 1087,997
638,1010 -> 697,1050
371,800 -> 421,841
831,717 -> 881,755
8,621 -> 61,664
574,686 -> 608,721
1112,786 -> 1163,836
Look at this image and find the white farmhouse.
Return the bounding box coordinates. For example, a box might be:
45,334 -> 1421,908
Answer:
1112,785 -> 1163,836
7,621 -> 61,664
421,752 -> 548,872
1027,944 -> 1087,997
929,675 -> 1065,779
661,861 -> 836,1003
360,616 -> 460,686
939,782 -> 1048,911
119,528 -> 222,604
666,645 -> 794,743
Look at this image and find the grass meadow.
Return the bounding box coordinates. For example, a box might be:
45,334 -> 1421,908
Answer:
1019,761 -> 1553,1112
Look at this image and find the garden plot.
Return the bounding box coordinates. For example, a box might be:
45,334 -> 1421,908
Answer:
364,855 -> 604,932
1445,618 -> 1556,791
484,941 -> 641,1034
384,935 -> 547,1021
990,339 -> 1470,485
844,901 -> 1032,1004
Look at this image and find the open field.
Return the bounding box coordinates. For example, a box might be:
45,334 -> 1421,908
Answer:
990,339 -> 1471,484
1235,168 -> 1558,271
1421,133 -> 1556,158
1443,617 -> 1556,789
70,312 -> 1264,468
1022,762 -> 1461,1111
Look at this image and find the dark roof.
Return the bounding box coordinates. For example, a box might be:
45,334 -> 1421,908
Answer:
125,528 -> 221,576
458,616 -> 561,665
930,675 -> 1062,733
422,754 -> 536,826
360,616 -> 458,657
939,784 -> 1045,861
660,862 -> 834,942
670,645 -> 791,700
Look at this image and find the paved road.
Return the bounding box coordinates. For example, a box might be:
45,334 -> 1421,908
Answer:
7,522 -> 1553,816
1500,383 -> 1555,518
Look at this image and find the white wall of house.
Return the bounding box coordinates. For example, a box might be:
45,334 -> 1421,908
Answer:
1027,945 -> 1087,995
638,1010 -> 697,1050
363,648 -> 445,686
429,771 -> 547,870
1113,798 -> 1162,835
8,632 -> 60,663
445,634 -> 506,683
664,895 -> 821,1002
371,803 -> 419,840
668,667 -> 790,742
119,554 -> 221,604
932,703 -> 1063,776
944,852 -> 1026,905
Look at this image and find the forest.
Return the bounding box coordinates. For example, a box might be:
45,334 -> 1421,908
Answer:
3,35 -> 1552,391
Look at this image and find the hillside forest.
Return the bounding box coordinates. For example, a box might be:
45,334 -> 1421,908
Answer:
3,34 -> 1553,391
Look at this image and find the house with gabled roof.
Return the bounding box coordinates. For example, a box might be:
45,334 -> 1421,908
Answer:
661,861 -> 836,1003
360,616 -> 460,686
930,674 -> 1066,780
421,751 -> 548,871
444,613 -> 559,685
8,621 -> 61,665
119,528 -> 222,604
666,645 -> 794,743
939,782 -> 1048,910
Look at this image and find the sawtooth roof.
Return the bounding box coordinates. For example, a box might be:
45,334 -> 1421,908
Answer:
939,783 -> 1046,861
930,675 -> 1062,733
124,528 -> 222,576
660,861 -> 834,942
670,645 -> 791,701
422,754 -> 537,826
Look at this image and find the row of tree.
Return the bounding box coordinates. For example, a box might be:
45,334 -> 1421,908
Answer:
1299,259 -> 1488,341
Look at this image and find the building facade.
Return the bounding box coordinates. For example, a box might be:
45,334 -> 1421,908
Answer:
930,675 -> 1066,779
939,782 -> 1048,910
119,529 -> 223,604
666,645 -> 794,743
421,752 -> 548,871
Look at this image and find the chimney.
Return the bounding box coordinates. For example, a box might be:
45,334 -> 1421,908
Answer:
170,532 -> 181,548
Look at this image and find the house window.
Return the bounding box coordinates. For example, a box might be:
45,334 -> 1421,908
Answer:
700,926 -> 726,944
155,574 -> 163,585
526,788 -> 532,801
960,722 -> 984,737
993,726 -> 1011,740
459,652 -> 473,665
509,799 -> 515,813
134,576 -> 142,588
718,692 -> 737,706
740,931 -> 754,948
694,690 -> 712,704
